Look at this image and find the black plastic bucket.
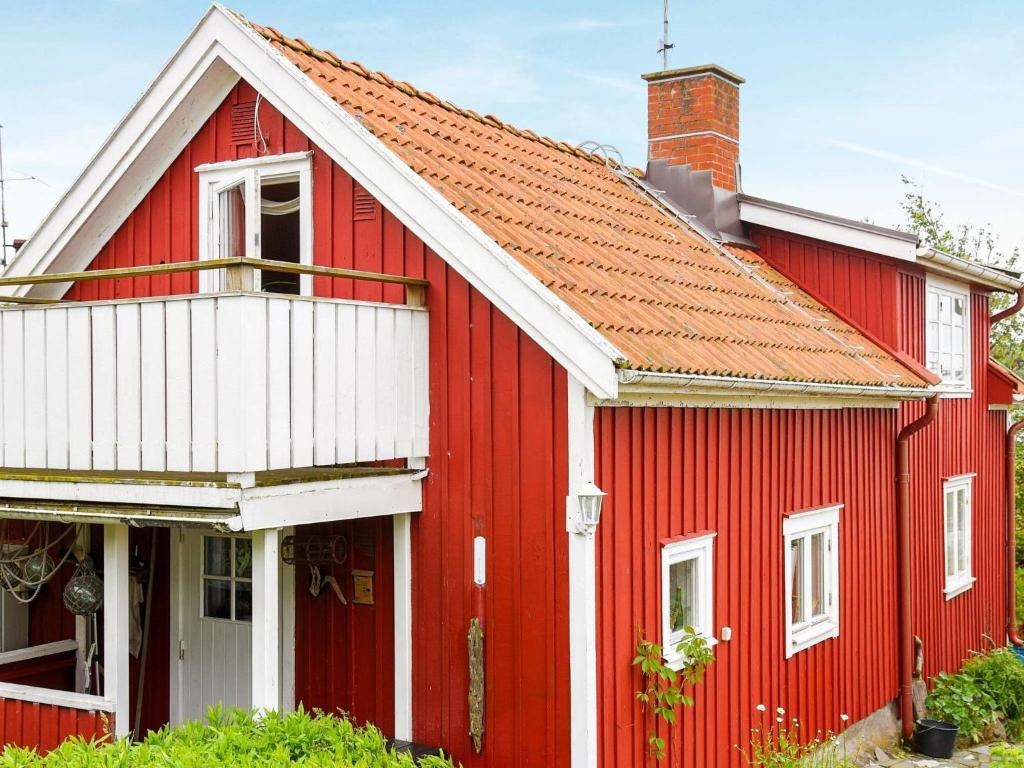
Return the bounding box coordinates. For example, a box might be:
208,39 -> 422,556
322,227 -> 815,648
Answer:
914,719 -> 958,758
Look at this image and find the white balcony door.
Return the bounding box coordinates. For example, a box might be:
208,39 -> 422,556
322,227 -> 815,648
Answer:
171,530 -> 253,724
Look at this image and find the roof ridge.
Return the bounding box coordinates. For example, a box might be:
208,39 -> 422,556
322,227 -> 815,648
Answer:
235,11 -> 606,167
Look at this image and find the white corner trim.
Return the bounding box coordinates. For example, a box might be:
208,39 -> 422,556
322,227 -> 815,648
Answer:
739,197 -> 918,262
103,523 -> 130,736
251,527 -> 280,712
0,682 -> 113,712
566,374 -> 598,768
393,512 -> 413,740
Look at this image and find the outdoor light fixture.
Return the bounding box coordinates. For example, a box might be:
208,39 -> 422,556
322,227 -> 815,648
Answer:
575,481 -> 606,532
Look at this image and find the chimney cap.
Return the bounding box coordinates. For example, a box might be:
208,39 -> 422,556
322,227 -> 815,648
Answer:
641,64 -> 745,86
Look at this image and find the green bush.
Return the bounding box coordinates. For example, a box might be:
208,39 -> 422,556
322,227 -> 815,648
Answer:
0,707 -> 453,767
992,743 -> 1024,767
962,648 -> 1024,738
925,671 -> 996,742
1017,568 -> 1024,633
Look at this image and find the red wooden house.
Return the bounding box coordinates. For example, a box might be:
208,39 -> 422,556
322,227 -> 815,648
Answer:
0,7 -> 1019,766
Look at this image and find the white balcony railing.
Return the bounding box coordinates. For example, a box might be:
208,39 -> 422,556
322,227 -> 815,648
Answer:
0,290 -> 428,474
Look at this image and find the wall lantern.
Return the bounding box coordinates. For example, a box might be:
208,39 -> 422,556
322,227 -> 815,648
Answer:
576,482 -> 607,531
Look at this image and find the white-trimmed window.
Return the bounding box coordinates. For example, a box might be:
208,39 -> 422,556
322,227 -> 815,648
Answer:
201,534 -> 252,623
925,277 -> 971,392
661,532 -> 716,669
196,151 -> 313,295
784,505 -> 840,657
943,475 -> 974,599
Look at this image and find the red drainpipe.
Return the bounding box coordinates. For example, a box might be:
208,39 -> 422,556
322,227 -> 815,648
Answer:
991,290 -> 1024,326
993,288 -> 1024,645
896,395 -> 940,741
1007,417 -> 1024,647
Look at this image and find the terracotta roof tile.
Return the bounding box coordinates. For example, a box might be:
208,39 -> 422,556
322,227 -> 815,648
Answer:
240,15 -> 929,389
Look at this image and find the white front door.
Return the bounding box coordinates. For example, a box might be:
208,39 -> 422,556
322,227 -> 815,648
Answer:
170,530 -> 253,724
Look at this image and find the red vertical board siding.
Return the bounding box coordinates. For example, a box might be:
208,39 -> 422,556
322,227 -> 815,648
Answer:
749,228 -> 901,347
293,517 -> 395,732
755,228 -> 1008,680
0,699 -> 106,754
54,80 -> 571,765
595,407 -> 900,768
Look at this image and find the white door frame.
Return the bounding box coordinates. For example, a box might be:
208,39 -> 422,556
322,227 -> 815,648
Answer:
169,527 -> 295,723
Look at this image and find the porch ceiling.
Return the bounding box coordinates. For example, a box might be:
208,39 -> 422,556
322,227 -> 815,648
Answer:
0,466 -> 425,531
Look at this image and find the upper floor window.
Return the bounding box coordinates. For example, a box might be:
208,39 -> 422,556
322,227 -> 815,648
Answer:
661,532 -> 715,669
784,505 -> 840,657
943,475 -> 974,599
196,152 -> 313,295
925,277 -> 971,393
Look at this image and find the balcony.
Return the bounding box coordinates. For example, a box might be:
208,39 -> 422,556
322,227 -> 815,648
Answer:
0,258 -> 429,475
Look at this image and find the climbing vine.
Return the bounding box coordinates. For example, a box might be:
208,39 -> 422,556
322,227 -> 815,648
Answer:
632,626 -> 715,761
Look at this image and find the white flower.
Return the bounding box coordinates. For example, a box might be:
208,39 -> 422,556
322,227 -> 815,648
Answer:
777,707 -> 786,715
756,704 -> 767,712
776,717 -> 784,723
840,713 -> 849,722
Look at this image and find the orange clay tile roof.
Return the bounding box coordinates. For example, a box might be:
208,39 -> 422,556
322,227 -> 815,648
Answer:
242,17 -> 930,389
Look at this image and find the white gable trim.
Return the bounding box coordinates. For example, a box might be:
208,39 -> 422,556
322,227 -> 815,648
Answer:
6,5 -> 621,399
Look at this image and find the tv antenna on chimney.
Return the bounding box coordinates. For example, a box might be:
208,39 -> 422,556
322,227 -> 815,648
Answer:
657,0 -> 674,69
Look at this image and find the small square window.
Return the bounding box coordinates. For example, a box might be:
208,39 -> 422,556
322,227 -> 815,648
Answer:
784,506 -> 841,657
943,475 -> 974,599
201,535 -> 252,623
925,278 -> 971,392
661,533 -> 716,670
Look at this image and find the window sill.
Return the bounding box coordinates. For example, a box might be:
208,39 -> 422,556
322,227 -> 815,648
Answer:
665,635 -> 718,671
786,621 -> 838,658
944,577 -> 976,600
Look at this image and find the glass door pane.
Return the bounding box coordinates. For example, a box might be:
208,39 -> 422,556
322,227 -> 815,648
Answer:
217,181 -> 247,259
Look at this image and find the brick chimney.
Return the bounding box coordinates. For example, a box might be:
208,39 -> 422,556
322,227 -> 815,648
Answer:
642,64 -> 744,191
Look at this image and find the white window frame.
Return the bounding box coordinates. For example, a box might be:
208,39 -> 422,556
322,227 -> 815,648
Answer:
925,275 -> 972,396
783,505 -> 841,658
661,532 -> 716,670
943,474 -> 975,599
196,151 -> 313,295
200,533 -> 253,624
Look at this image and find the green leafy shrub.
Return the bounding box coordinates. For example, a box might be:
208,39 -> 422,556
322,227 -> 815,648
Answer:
992,743 -> 1024,767
925,671 -> 996,742
0,707 -> 453,767
1017,568 -> 1024,633
962,647 -> 1024,738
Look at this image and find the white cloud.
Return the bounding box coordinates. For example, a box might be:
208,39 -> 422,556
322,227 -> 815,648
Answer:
825,139 -> 1024,198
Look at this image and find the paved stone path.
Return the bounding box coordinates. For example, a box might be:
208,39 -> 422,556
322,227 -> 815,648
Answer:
868,743 -> 1001,767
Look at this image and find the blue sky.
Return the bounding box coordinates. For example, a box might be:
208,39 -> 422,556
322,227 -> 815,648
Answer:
2,1 -> 1022,255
